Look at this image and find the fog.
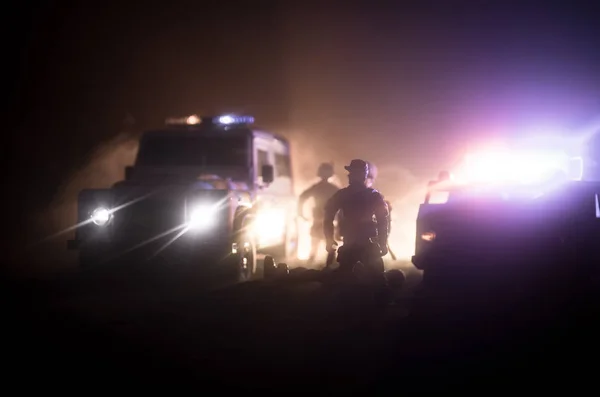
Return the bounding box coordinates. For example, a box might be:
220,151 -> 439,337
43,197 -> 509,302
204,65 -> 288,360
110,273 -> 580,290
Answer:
289,130 -> 428,267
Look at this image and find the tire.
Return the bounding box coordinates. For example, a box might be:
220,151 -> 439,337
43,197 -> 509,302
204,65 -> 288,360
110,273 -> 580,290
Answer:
236,242 -> 257,282
276,262 -> 289,276
230,209 -> 257,282
263,255 -> 277,279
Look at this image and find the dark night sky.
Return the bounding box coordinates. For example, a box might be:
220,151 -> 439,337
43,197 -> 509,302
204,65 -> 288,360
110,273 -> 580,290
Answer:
6,1 -> 600,246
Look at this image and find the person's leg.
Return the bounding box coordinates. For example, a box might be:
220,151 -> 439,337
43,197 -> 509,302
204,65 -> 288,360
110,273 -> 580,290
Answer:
361,244 -> 389,304
336,245 -> 355,274
371,257 -> 385,274
308,237 -> 320,263
361,243 -> 385,275
307,222 -> 321,264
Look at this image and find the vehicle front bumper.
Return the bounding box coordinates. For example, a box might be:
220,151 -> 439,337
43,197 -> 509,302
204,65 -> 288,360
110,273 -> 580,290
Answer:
67,233 -> 235,262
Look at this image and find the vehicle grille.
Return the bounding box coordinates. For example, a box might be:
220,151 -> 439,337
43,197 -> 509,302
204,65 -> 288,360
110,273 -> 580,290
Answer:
112,196 -> 185,238
110,190 -> 232,248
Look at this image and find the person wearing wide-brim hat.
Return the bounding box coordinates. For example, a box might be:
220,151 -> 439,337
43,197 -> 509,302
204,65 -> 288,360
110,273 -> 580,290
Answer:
323,159 -> 390,273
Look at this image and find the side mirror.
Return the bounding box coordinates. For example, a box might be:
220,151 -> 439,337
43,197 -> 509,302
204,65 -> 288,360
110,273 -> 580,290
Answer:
261,164 -> 274,184
125,166 -> 134,180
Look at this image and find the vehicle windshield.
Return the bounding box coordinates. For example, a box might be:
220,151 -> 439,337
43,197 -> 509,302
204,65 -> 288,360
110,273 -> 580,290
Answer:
136,135 -> 249,167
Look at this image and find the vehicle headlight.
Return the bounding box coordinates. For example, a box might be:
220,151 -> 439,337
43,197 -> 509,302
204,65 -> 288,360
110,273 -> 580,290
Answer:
188,204 -> 218,230
91,207 -> 111,226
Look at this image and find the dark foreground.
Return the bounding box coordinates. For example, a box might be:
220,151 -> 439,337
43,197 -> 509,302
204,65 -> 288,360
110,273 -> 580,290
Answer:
3,260 -> 599,392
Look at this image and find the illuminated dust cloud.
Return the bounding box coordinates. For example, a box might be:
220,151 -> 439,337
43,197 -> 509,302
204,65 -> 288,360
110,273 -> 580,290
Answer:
26,134 -> 139,274
289,132 -> 429,270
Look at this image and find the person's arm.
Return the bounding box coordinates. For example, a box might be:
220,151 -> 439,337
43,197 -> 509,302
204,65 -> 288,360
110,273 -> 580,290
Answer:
297,186 -> 313,220
424,180 -> 436,204
384,199 -> 392,233
323,191 -> 342,249
373,193 -> 390,254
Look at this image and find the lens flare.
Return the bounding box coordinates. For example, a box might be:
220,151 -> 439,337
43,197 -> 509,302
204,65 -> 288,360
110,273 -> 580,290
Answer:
188,204 -> 218,230
455,147 -> 568,184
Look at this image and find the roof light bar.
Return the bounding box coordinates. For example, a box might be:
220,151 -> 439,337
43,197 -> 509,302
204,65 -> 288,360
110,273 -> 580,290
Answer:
165,114 -> 202,126
165,113 -> 254,126
216,114 -> 254,125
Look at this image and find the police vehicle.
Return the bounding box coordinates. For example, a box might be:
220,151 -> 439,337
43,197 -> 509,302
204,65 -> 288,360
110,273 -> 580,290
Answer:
412,142 -> 600,284
67,114 -> 297,280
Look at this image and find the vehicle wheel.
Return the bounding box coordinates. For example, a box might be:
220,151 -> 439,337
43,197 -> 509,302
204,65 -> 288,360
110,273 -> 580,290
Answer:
276,262 -> 289,276
263,255 -> 277,279
237,242 -> 256,282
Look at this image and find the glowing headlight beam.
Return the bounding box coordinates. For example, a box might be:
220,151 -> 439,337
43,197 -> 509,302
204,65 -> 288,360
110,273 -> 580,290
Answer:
91,207 -> 111,226
187,197 -> 229,229
187,204 -> 219,230
186,195 -> 230,230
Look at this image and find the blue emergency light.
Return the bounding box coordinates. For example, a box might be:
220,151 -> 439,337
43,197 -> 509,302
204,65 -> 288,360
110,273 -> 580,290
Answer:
216,114 -> 254,125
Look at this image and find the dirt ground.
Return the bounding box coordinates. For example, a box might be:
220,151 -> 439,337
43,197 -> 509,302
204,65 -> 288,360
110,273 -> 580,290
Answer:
2,258 -> 594,392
